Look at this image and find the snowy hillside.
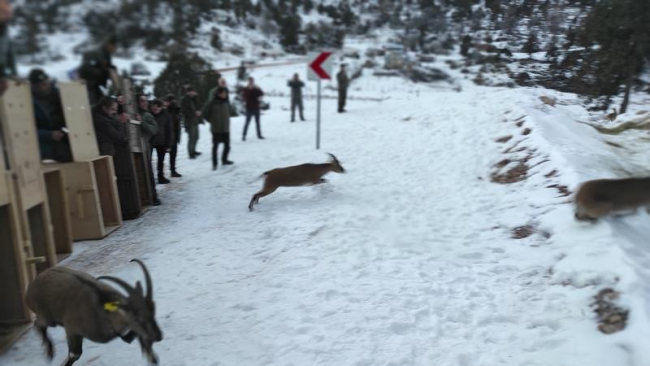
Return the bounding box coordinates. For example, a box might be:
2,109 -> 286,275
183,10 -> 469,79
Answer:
3,46 -> 650,365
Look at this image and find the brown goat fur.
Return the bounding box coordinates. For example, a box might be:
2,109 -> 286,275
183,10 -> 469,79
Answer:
249,153 -> 345,211
574,177 -> 650,221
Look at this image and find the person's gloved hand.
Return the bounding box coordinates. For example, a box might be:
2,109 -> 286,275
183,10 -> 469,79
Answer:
52,130 -> 65,141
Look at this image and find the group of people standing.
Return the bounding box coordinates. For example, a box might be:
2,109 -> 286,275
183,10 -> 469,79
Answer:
180,76 -> 265,171
0,0 -> 353,206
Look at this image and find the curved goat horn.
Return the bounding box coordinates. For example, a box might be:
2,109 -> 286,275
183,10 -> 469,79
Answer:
131,259 -> 153,301
97,276 -> 137,297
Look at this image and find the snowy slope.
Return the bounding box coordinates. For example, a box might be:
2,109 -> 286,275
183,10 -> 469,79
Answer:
2,58 -> 650,366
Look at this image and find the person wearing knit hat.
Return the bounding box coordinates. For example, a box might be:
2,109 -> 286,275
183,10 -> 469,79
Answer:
28,68 -> 48,84
28,68 -> 72,162
78,33 -> 118,105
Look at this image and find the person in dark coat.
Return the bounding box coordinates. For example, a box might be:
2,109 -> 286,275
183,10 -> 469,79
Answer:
180,86 -> 202,159
150,99 -> 173,184
202,86 -> 234,171
0,0 -> 15,97
237,62 -> 247,82
336,64 -> 349,113
92,96 -> 127,157
29,69 -> 72,162
242,77 -> 264,141
0,0 -> 15,170
78,35 -> 118,105
163,94 -> 182,177
288,73 -> 305,122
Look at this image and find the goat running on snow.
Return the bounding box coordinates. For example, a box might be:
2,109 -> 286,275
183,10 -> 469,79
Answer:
249,153 -> 345,211
26,259 -> 163,366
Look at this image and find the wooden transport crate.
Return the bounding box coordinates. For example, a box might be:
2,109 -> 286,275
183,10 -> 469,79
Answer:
0,146 -> 31,354
42,166 -> 73,260
51,82 -> 122,238
0,82 -> 55,352
0,81 -> 57,274
49,156 -> 122,240
58,81 -> 100,162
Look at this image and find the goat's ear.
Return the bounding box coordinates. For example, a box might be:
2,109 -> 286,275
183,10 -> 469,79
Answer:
134,281 -> 144,297
95,288 -> 122,307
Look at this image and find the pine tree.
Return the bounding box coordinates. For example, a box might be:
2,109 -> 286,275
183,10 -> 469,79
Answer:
571,0 -> 650,112
338,1 -> 356,27
17,11 -> 42,59
522,34 -> 539,55
545,35 -> 559,60
171,2 -> 188,47
485,0 -> 501,20
304,0 -> 314,13
460,35 -> 471,56
279,14 -> 301,50
154,52 -> 214,100
210,28 -> 223,50
221,0 -> 232,10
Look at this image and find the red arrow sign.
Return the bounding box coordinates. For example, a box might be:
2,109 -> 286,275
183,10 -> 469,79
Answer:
309,52 -> 333,79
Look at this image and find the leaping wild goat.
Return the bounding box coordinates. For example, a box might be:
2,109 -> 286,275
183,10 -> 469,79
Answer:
249,153 -> 345,211
26,259 -> 163,366
574,177 -> 650,221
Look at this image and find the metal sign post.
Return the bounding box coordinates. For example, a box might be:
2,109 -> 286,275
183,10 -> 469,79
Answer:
308,52 -> 333,150
316,79 -> 321,149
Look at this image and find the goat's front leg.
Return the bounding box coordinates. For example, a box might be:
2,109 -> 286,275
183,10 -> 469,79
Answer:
249,187 -> 277,211
120,331 -> 137,344
310,178 -> 327,185
61,333 -> 83,366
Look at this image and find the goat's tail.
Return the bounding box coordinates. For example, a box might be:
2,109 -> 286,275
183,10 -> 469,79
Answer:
248,172 -> 269,185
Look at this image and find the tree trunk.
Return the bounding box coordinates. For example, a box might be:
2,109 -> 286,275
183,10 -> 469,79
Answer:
620,78 -> 632,115
620,65 -> 636,114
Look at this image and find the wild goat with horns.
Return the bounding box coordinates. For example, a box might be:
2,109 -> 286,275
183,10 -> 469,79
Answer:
26,259 -> 163,366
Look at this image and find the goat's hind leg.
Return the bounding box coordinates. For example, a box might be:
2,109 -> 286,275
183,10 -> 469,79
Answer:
35,320 -> 54,360
61,333 -> 83,366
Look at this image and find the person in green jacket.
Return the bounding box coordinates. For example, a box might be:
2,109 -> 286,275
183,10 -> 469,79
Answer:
202,86 -> 234,170
288,73 -> 305,122
78,35 -> 118,105
137,94 -> 161,206
180,86 -> 202,159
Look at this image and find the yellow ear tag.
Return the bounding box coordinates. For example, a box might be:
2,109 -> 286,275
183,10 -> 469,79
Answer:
104,302 -> 120,312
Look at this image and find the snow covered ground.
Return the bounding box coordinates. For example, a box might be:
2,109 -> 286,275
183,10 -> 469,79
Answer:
2,61 -> 650,366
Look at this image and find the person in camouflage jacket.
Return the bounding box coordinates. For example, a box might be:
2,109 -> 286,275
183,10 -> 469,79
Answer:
180,86 -> 202,159
78,35 -> 118,105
